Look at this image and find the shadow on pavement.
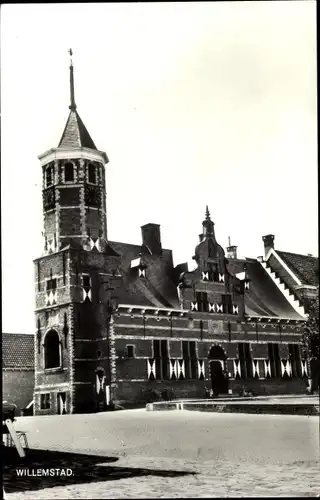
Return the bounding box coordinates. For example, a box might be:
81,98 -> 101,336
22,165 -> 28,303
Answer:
3,448 -> 194,493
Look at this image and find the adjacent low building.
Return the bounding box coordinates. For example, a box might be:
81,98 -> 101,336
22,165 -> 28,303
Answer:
2,333 -> 34,415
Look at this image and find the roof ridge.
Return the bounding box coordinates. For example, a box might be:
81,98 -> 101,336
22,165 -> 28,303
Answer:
276,249 -> 318,259
2,332 -> 34,336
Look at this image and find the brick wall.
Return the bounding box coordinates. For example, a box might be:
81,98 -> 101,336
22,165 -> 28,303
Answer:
60,208 -> 81,235
3,370 -> 34,415
59,187 -> 80,206
116,380 -> 207,405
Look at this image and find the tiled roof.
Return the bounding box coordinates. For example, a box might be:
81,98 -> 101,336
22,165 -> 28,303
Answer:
109,241 -> 179,308
2,333 -> 34,368
58,110 -> 97,150
276,251 -> 319,286
227,259 -> 304,320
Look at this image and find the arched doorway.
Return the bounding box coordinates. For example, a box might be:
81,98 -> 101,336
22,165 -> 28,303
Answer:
208,345 -> 228,396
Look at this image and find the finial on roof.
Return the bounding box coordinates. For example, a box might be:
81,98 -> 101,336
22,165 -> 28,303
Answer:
205,205 -> 211,221
228,236 -> 231,247
69,48 -> 77,111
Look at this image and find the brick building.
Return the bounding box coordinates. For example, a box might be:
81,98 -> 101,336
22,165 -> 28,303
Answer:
30,57 -> 318,415
2,333 -> 34,415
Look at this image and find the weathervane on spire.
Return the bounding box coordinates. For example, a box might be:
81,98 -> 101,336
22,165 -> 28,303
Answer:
68,48 -> 77,111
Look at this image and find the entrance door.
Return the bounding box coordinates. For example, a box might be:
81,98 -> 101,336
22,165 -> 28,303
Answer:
57,392 -> 67,415
210,360 -> 228,396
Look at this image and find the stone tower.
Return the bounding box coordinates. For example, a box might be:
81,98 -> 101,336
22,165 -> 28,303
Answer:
33,51 -> 121,415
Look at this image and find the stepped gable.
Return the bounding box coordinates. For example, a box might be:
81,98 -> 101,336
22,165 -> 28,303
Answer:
276,251 -> 318,286
227,259 -> 303,320
3,333 -> 34,369
109,240 -> 179,308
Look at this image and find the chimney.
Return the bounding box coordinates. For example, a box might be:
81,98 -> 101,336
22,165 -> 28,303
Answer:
226,236 -> 237,259
227,245 -> 238,259
262,234 -> 275,257
141,223 -> 162,255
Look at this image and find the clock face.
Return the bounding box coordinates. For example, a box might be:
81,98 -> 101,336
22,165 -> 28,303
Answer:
85,184 -> 101,207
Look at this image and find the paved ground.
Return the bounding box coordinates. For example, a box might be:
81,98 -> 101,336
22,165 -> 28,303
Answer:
4,409 -> 320,498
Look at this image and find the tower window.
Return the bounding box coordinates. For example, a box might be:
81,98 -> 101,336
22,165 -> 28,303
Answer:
238,343 -> 253,378
82,274 -> 91,288
64,163 -> 74,182
126,345 -> 135,358
46,278 -> 57,291
44,329 -> 61,369
268,343 -> 281,378
46,165 -> 53,187
288,343 -> 302,377
196,292 -> 208,312
208,263 -> 219,282
153,339 -> 169,380
182,341 -> 198,379
88,163 -> 96,184
222,294 -> 233,314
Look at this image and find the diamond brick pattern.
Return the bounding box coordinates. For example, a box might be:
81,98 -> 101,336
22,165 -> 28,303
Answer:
301,359 -> 308,377
58,394 -> 67,415
147,359 -> 156,380
252,359 -> 260,379
82,288 -> 92,302
177,359 -> 185,380
281,359 -> 292,378
198,359 -> 205,379
47,238 -> 56,254
46,290 -> 57,307
96,374 -> 106,394
169,359 -> 177,380
233,359 -> 241,379
89,237 -> 102,252
264,359 -> 271,378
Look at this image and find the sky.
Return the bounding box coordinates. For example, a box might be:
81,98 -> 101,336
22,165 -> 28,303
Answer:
1,2 -> 317,334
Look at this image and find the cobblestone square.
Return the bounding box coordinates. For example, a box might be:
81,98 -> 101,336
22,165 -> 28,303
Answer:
4,410 -> 320,498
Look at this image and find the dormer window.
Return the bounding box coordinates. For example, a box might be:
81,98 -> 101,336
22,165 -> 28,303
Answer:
207,263 -> 219,282
46,165 -> 53,187
64,162 -> 74,182
88,163 -> 96,184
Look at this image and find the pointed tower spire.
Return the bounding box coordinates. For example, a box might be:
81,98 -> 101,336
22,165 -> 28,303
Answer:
69,48 -> 76,111
58,50 -> 99,150
202,205 -> 215,238
205,205 -> 211,221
